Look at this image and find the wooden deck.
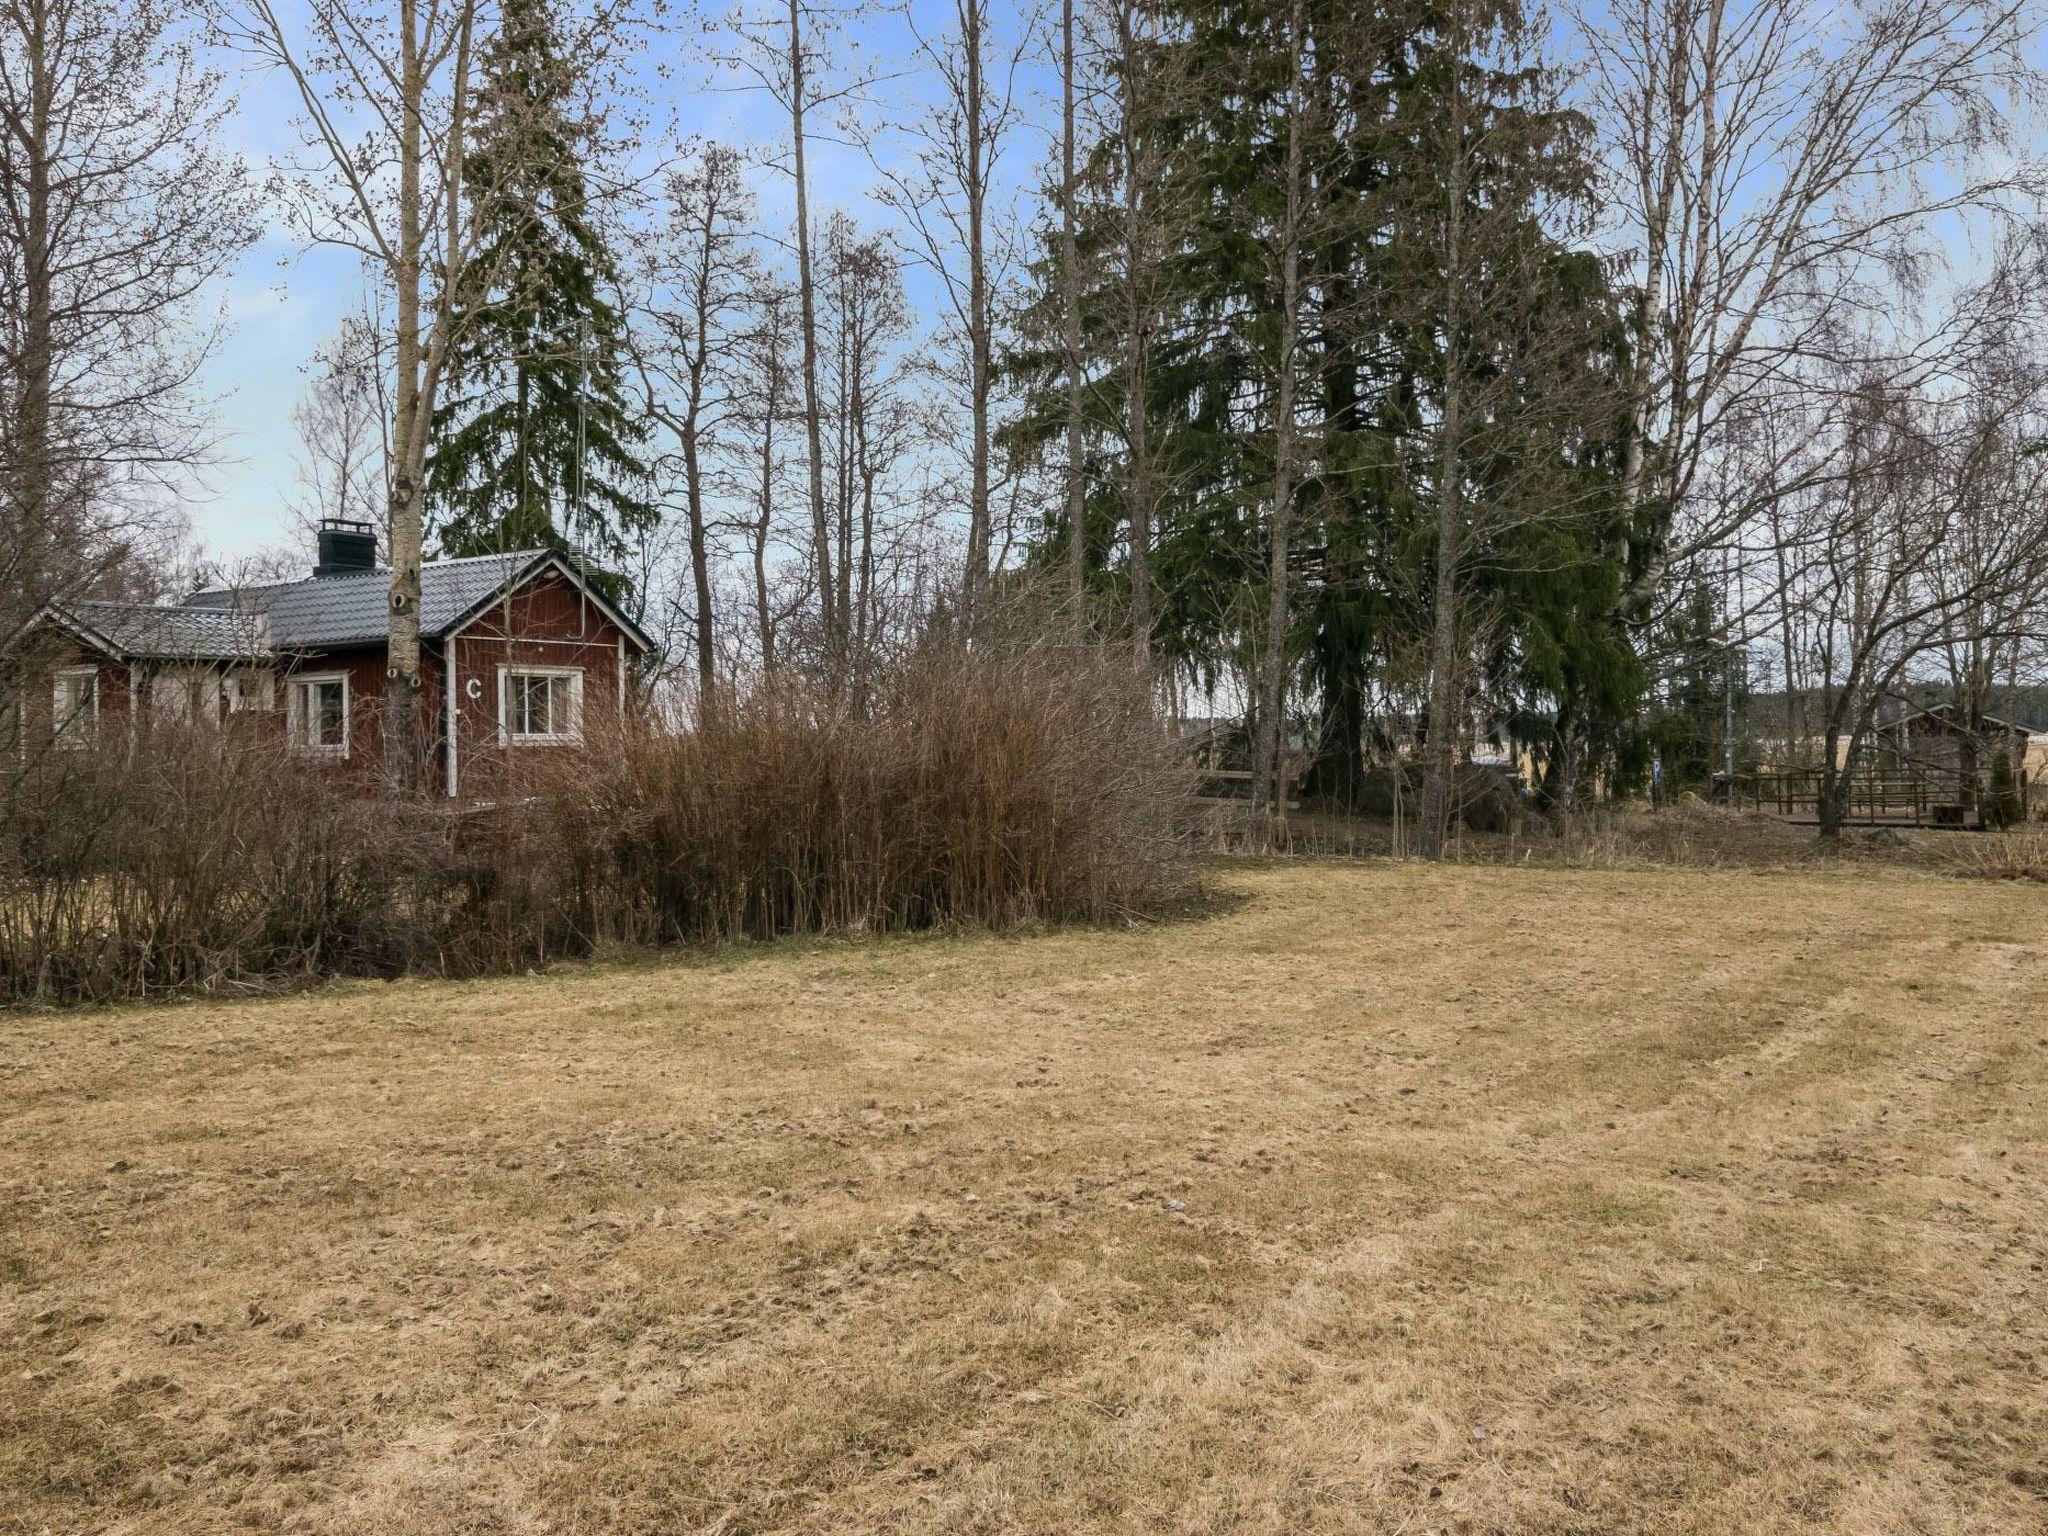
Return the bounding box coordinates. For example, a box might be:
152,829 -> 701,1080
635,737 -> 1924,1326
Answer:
1733,767 -> 2027,831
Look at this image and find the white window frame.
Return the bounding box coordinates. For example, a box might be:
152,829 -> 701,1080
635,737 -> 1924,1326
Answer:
287,672 -> 350,758
497,664 -> 584,746
52,666 -> 99,749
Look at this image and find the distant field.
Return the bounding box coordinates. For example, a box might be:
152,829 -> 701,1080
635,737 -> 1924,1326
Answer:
4,861 -> 2047,1534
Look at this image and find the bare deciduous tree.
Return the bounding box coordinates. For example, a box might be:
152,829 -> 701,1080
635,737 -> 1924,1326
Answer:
818,213 -> 918,702
630,142 -> 760,700
286,306 -> 393,553
730,280 -> 806,678
0,0 -> 256,627
718,0 -> 875,673
1782,329 -> 2048,836
1059,0 -> 1087,614
229,0 -> 638,788
1577,0 -> 2043,623
865,0 -> 1033,622
228,0 -> 488,789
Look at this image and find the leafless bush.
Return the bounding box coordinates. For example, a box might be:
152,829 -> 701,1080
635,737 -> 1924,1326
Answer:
0,629 -> 1193,1005
0,720 -> 572,1004
527,627 -> 1194,943
1941,826 -> 2048,884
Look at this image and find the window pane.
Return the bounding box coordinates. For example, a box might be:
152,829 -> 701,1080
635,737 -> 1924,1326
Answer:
299,680 -> 344,748
316,682 -> 344,746
228,672 -> 272,712
54,675 -> 93,741
513,673 -> 556,736
507,671 -> 578,739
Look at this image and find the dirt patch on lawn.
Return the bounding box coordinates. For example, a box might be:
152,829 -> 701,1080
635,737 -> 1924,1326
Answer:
4,862 -> 2047,1534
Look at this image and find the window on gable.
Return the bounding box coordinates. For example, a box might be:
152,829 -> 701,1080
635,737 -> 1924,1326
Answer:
288,674 -> 349,756
500,667 -> 582,744
52,668 -> 98,748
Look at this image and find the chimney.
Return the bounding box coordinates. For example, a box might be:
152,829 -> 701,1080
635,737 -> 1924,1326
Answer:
314,518 -> 379,577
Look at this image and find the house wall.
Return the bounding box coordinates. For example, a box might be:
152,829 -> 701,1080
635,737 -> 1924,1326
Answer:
275,646 -> 397,789
440,572 -> 629,800
265,574 -> 632,797
15,569 -> 637,800
15,640 -> 133,743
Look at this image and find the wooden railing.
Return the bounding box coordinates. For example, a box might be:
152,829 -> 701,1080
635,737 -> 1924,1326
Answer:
1737,765 -> 2028,828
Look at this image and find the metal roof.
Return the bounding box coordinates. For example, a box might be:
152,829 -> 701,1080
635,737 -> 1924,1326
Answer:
43,599 -> 261,661
30,549 -> 654,662
186,550 -> 559,650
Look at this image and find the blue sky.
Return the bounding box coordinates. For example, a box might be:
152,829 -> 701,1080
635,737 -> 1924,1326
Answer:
192,0 -> 1057,560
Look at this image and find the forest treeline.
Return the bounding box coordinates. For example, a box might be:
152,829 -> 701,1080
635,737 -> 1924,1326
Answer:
6,0 -> 2048,847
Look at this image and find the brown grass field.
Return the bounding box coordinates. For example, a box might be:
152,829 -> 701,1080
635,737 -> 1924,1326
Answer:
4,859 -> 2048,1534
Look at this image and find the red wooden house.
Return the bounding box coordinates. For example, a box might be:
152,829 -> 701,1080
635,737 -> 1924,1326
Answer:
10,520 -> 655,797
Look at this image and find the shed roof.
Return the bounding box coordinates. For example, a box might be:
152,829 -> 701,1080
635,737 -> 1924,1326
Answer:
1880,701 -> 2036,739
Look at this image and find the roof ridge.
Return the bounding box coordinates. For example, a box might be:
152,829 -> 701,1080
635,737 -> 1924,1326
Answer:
427,548 -> 553,566
187,580 -> 297,596
188,549 -> 550,597
66,597 -> 237,619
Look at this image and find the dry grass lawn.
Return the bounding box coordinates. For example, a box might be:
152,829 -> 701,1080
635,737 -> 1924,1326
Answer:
5,861 -> 2048,1534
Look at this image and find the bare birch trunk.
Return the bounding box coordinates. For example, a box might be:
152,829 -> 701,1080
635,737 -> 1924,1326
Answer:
787,0 -> 836,664
961,0 -> 991,623
1418,17 -> 1467,861
1116,0 -> 1153,673
1060,0 -> 1086,620
11,0 -> 53,611
1252,0 -> 1307,838
382,0 -> 428,794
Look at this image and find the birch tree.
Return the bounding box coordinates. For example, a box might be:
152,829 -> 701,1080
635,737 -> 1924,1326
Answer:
1797,379 -> 2048,836
817,213 -> 916,699
631,143 -> 759,700
230,0 -> 489,790
1576,0 -> 2043,624
0,0 -> 255,626
1787,307 -> 2048,836
865,0 -> 1032,622
718,0 -> 871,672
1059,0 -> 1086,613
231,0 -> 639,785
729,280 -> 805,678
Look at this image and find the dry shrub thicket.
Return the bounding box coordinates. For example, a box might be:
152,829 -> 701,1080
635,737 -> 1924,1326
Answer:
1941,823 -> 2048,883
0,631 -> 1193,1005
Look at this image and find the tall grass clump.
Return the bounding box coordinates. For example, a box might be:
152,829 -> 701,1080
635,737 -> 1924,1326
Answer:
1942,824 -> 2048,882
535,625 -> 1193,943
0,627 -> 1193,1005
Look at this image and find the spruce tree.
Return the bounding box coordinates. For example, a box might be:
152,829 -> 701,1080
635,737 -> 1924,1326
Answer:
1008,0 -> 1630,806
426,0 -> 651,559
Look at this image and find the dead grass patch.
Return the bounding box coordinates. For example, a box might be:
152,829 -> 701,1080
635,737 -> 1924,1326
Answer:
3,862 -> 2047,1533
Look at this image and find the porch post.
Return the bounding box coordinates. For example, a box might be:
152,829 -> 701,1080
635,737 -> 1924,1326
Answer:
444,638 -> 459,799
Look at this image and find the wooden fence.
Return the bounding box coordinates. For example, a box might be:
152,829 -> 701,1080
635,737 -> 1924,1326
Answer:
1733,766 -> 2029,829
